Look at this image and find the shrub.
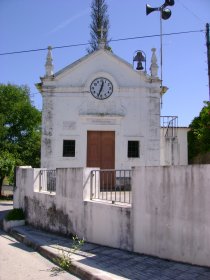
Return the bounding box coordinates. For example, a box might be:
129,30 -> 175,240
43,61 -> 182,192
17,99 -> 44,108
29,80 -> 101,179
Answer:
5,208 -> 25,221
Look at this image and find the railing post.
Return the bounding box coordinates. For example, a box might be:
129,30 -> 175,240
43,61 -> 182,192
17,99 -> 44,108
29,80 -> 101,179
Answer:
90,171 -> 93,200
39,170 -> 42,191
38,169 -> 56,193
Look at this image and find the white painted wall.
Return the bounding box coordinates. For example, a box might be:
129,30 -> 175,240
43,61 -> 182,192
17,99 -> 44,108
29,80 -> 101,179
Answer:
132,164 -> 210,267
160,127 -> 189,165
177,127 -> 189,165
14,165 -> 210,267
84,201 -> 132,250
14,167 -> 132,250
40,49 -> 161,169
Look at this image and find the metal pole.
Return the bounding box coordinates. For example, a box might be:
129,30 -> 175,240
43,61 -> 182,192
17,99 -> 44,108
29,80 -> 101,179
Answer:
206,23 -> 210,101
160,10 -> 163,107
160,11 -> 163,88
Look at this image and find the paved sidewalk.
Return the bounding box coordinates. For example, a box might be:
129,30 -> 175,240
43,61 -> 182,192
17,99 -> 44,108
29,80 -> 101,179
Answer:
7,225 -> 210,280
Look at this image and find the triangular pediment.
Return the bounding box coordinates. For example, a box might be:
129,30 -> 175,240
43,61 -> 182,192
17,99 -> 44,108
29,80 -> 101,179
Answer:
54,49 -> 135,78
41,49 -> 150,90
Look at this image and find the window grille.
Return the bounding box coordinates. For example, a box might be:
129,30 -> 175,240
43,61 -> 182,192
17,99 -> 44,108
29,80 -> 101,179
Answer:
63,140 -> 75,157
128,141 -> 139,158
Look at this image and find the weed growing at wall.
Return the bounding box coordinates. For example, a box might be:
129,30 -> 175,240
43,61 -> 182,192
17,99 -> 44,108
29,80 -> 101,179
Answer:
54,235 -> 84,271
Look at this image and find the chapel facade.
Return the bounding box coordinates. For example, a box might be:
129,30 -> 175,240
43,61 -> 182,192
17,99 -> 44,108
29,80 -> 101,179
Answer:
37,45 -> 188,170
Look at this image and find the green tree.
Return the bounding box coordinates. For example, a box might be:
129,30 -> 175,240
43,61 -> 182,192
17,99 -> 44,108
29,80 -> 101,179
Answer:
0,152 -> 15,196
87,0 -> 110,53
0,84 -> 41,193
188,101 -> 210,163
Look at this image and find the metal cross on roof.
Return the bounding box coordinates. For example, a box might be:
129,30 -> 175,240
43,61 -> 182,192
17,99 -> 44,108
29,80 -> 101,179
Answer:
98,25 -> 107,41
98,25 -> 107,49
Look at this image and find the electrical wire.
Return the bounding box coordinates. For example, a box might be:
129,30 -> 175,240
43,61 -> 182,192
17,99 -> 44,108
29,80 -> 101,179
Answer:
0,29 -> 204,56
111,29 -> 204,42
176,0 -> 205,24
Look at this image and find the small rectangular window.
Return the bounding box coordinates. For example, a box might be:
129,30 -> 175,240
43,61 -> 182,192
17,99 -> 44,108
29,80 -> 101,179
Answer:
63,140 -> 75,157
128,141 -> 139,158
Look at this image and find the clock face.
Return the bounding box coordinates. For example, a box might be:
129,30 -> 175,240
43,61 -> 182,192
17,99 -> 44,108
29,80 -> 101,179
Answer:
90,77 -> 113,100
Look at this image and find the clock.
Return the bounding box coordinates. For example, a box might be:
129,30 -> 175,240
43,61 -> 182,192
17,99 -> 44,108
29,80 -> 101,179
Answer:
90,77 -> 113,100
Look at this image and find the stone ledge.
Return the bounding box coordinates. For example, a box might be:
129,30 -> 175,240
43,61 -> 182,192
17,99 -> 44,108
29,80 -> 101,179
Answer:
3,219 -> 25,232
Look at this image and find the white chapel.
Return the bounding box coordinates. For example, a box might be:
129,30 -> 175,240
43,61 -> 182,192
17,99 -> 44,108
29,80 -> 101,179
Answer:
37,44 -> 188,170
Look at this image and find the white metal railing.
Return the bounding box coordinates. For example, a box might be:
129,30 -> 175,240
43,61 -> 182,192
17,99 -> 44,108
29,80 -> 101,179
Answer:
39,169 -> 56,192
90,169 -> 132,204
161,116 -> 178,138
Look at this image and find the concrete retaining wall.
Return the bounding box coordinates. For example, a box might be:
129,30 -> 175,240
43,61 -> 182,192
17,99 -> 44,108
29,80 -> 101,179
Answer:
14,167 -> 131,251
14,165 -> 210,267
132,165 -> 210,267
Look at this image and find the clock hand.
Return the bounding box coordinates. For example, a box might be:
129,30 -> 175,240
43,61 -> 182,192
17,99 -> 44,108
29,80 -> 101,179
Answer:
98,80 -> 104,96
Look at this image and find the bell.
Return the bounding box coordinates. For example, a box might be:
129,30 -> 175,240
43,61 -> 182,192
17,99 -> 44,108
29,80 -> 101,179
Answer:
162,8 -> 171,20
133,51 -> 145,62
136,61 -> 144,71
146,4 -> 159,15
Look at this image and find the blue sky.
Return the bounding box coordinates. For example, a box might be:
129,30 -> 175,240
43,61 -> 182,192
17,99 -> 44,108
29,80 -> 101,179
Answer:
0,0 -> 210,126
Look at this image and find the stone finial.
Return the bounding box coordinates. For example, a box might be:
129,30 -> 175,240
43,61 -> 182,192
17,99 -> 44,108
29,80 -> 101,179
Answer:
150,48 -> 158,78
45,46 -> 54,77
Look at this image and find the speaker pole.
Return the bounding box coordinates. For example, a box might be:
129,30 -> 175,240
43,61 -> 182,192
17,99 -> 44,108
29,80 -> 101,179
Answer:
206,23 -> 210,102
160,12 -> 163,107
146,0 -> 175,109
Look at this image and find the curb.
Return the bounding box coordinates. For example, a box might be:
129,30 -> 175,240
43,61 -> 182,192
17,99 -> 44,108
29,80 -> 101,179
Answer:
10,228 -> 114,280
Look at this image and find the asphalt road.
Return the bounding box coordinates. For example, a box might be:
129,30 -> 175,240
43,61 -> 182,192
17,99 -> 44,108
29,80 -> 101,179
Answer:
0,230 -> 81,280
0,200 -> 80,280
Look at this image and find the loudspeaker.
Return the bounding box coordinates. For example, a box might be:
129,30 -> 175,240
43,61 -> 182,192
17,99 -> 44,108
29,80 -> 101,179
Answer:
165,0 -> 175,6
161,8 -> 172,20
146,4 -> 159,15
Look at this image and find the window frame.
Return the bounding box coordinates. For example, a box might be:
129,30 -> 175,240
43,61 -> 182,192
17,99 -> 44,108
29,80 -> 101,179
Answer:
63,140 -> 76,157
127,140 -> 140,158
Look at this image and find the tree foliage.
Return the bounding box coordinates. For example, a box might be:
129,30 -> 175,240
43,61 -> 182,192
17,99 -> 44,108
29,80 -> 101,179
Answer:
0,151 -> 15,196
0,84 -> 41,192
188,101 -> 210,163
87,0 -> 110,53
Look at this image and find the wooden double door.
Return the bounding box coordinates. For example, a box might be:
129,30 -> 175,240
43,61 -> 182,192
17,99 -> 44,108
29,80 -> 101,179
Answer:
87,131 -> 115,190
87,131 -> 115,169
